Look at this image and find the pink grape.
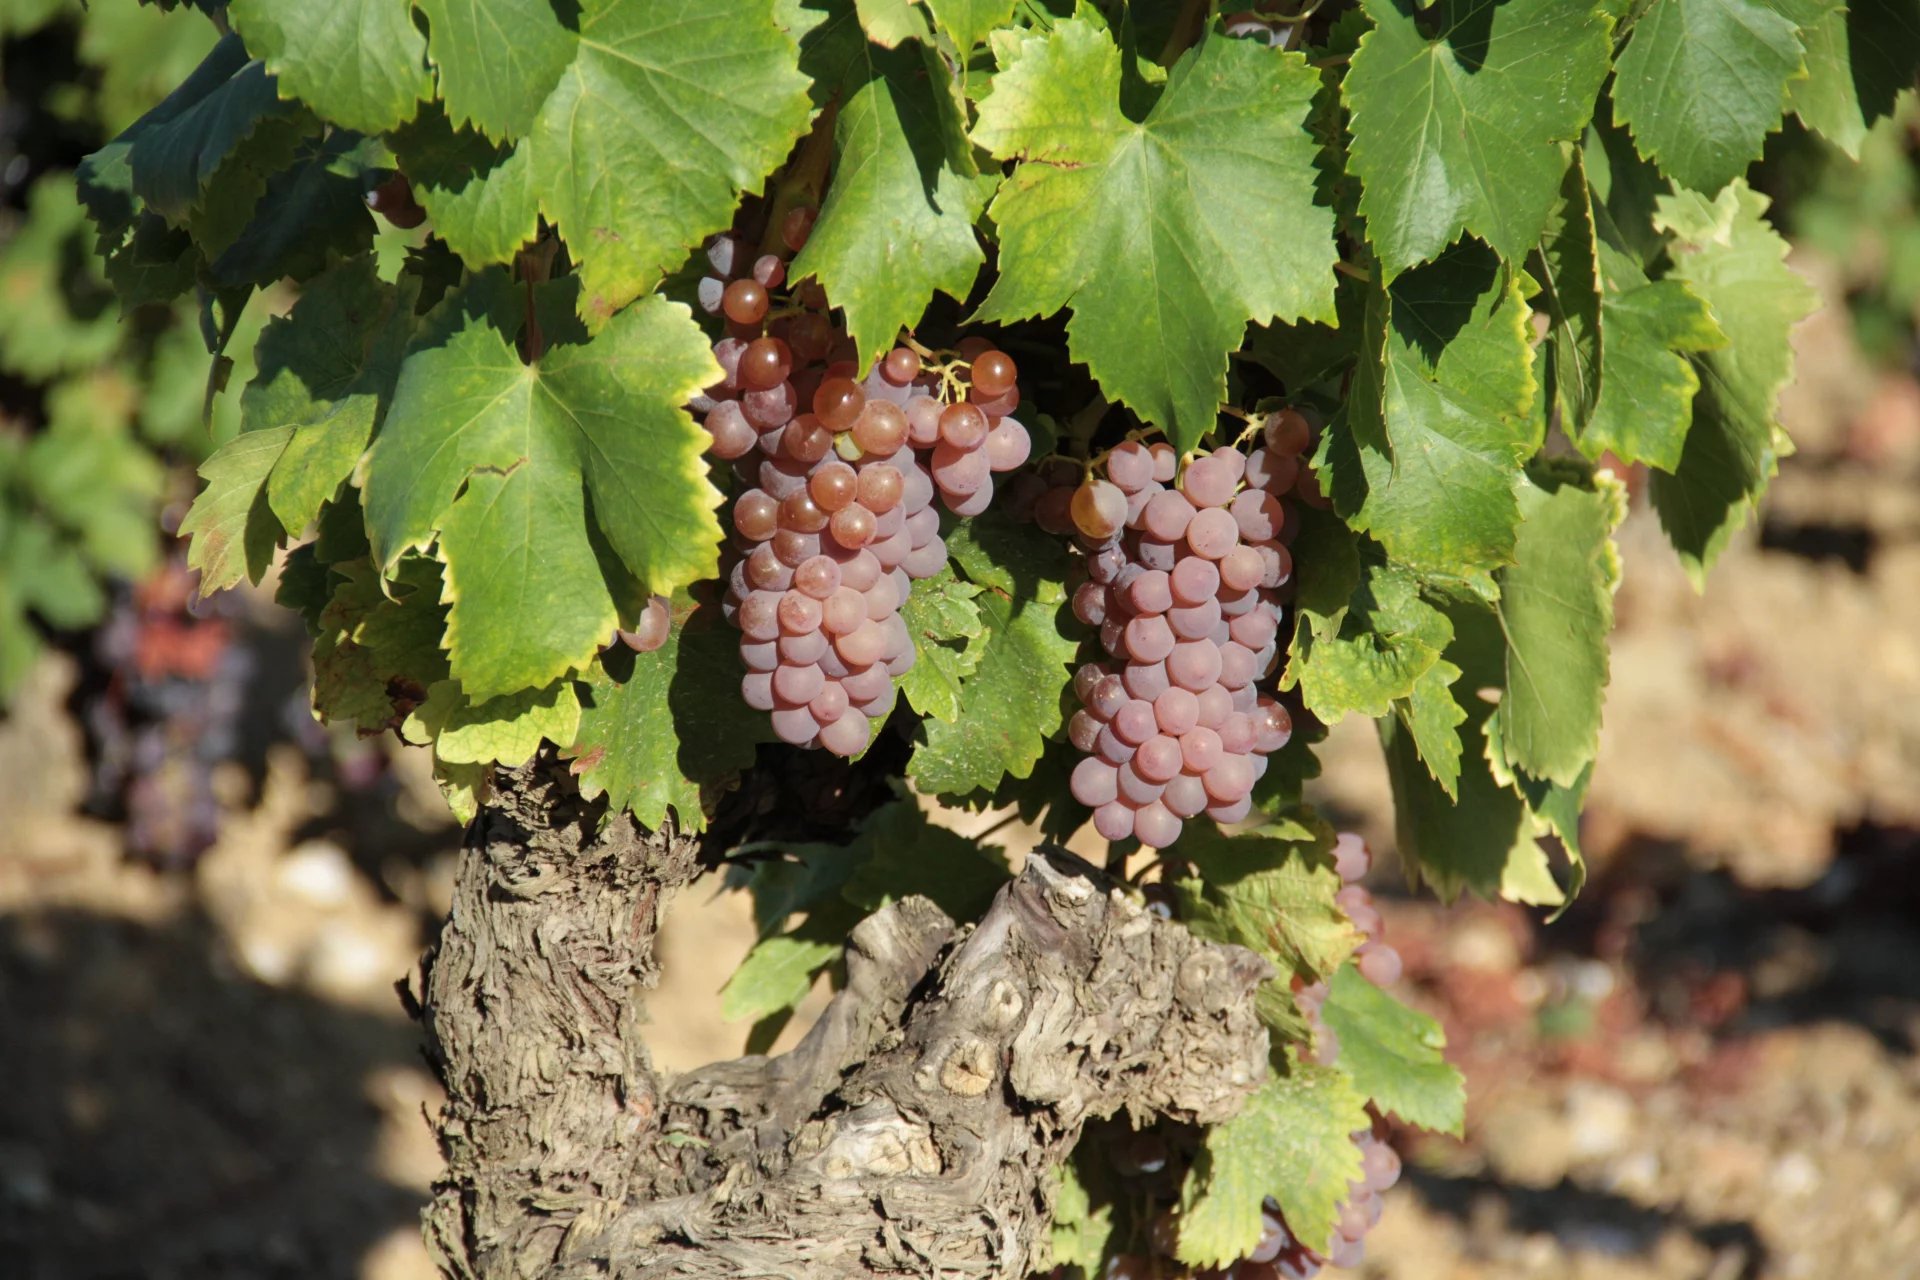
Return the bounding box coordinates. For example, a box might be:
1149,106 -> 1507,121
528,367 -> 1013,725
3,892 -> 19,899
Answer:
772,661 -> 824,704
1133,801 -> 1182,848
1186,507 -> 1240,558
1071,757 -> 1119,806
1092,802 -> 1135,841
819,709 -> 872,756
1124,615 -> 1175,663
780,629 -> 829,664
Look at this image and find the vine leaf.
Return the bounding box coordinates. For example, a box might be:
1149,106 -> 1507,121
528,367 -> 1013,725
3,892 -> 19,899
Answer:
226,0 -> 433,135
1319,965 -> 1465,1135
179,426 -> 289,591
851,0 -> 929,46
1381,601 -> 1571,905
1334,242 -> 1541,580
182,256 -> 413,590
572,603 -> 774,833
386,103 -> 540,268
898,563 -> 986,723
840,801 -> 1011,918
1396,657 -> 1468,797
1177,825 -> 1360,990
789,41 -> 996,369
1647,181 -> 1817,582
1609,0 -> 1821,194
1176,1061 -> 1371,1267
360,274 -> 722,700
925,0 -> 1016,50
1570,241 -> 1727,470
413,0 -> 578,141
526,1 -> 814,322
1287,557 -> 1453,724
1343,0 -> 1614,279
971,19 -> 1336,452
1488,469 -> 1625,787
309,557 -> 451,736
1532,156 -> 1604,434
721,904 -> 860,1023
404,677 -> 582,767
408,0 -> 813,323
77,34 -> 312,250
909,511 -> 1080,797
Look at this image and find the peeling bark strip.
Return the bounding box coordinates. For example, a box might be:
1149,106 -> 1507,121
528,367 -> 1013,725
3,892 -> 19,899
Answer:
421,762 -> 1272,1280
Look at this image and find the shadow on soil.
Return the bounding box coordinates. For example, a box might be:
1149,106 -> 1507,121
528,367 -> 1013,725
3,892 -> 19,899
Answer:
0,906 -> 427,1280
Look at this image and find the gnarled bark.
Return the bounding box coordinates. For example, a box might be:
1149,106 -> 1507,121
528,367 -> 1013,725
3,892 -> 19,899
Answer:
419,761 -> 1271,1280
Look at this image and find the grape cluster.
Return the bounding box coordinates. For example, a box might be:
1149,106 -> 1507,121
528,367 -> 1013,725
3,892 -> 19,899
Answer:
1049,411 -> 1318,847
691,225 -> 1030,755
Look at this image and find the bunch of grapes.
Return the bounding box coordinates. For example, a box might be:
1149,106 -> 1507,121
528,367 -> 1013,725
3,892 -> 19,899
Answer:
690,223 -> 1031,755
1048,410 -> 1318,848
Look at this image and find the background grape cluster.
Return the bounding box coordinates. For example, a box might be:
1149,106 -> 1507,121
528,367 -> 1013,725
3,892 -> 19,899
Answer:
1045,413 -> 1320,847
692,219 -> 1031,755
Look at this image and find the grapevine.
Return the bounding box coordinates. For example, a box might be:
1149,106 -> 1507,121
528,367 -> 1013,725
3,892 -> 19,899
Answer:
58,0 -> 1899,1277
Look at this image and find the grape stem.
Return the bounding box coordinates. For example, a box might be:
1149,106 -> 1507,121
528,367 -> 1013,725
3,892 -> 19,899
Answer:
1333,260 -> 1373,282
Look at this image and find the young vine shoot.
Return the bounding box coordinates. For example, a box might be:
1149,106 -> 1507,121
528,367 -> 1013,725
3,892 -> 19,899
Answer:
68,0 -> 1910,1273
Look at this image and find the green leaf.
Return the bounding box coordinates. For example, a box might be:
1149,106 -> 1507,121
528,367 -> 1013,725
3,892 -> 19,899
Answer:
78,34 -> 309,235
853,0 -> 930,45
1395,657 -> 1467,798
1319,965 -> 1465,1135
361,276 -> 722,699
535,0 -> 814,322
310,556 -> 452,734
404,677 -> 582,767
572,603 -> 773,832
1177,824 -> 1359,986
1176,1062 -> 1370,1266
1380,601 -> 1565,904
179,427 -> 290,591
789,42 -> 995,368
1647,181 -> 1817,582
925,0 -> 1016,49
241,256 -> 416,538
909,511 -> 1081,796
720,902 -> 860,1023
1838,0 -> 1920,133
385,103 -> 540,267
414,0 -> 578,141
1488,469 -> 1624,786
205,130 -> 381,289
971,20 -> 1336,450
1572,253 -> 1726,470
1533,155 -> 1604,433
1335,242 -> 1541,578
840,800 -> 1011,919
1288,557 -> 1452,723
899,563 -> 986,723
1344,0 -> 1614,278
1610,0 -> 1813,194
1048,1159 -> 1114,1274
227,0 -> 433,134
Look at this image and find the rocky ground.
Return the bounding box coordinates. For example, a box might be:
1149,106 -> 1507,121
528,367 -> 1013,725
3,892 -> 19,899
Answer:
1,252 -> 1916,1280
